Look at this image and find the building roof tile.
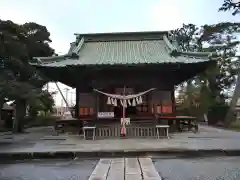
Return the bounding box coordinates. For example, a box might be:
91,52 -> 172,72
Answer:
31,31 -> 217,67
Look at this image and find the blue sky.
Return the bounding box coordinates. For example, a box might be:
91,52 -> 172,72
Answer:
0,0 -> 239,54
0,0 -> 239,106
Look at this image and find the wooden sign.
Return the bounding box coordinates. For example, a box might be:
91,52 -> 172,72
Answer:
97,112 -> 114,118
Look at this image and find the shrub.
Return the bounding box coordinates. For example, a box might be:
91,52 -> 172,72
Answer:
26,115 -> 58,127
207,103 -> 229,125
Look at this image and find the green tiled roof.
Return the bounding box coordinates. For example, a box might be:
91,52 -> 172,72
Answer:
32,31 -> 217,67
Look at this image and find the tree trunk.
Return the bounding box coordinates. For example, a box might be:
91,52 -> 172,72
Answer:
13,99 -> 26,133
0,101 -> 3,122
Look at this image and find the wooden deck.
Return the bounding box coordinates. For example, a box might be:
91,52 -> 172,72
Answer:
88,158 -> 162,180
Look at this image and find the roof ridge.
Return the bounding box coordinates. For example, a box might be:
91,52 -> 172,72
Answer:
163,35 -> 180,56
74,30 -> 169,36
72,37 -> 84,54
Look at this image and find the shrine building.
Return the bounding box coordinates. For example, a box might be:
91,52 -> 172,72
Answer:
32,31 -> 217,138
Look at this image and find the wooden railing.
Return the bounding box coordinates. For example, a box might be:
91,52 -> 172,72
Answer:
92,125 -> 167,139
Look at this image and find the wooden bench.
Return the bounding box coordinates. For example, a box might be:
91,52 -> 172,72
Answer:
156,125 -> 170,139
156,115 -> 198,133
180,119 -> 198,133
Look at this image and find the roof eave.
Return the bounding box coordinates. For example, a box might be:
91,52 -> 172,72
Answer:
31,53 -> 79,65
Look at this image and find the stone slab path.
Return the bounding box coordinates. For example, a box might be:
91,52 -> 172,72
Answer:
88,158 -> 162,180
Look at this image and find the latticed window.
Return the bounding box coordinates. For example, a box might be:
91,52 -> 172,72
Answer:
151,90 -> 173,114
79,93 -> 95,116
79,107 -> 94,115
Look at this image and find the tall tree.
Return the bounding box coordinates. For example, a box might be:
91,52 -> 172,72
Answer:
219,0 -> 240,15
0,19 -> 54,132
171,23 -> 240,121
200,22 -> 240,103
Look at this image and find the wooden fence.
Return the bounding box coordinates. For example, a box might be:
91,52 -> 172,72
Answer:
84,125 -> 167,139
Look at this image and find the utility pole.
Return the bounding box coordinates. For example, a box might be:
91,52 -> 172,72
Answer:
61,98 -> 64,115
69,92 -> 73,106
46,83 -> 49,92
64,88 -> 69,112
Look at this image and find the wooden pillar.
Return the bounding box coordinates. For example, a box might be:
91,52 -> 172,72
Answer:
75,86 -> 79,118
95,91 -> 99,120
171,86 -> 176,115
171,85 -> 179,130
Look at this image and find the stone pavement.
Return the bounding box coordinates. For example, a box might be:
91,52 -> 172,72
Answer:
89,158 -> 161,180
0,125 -> 240,159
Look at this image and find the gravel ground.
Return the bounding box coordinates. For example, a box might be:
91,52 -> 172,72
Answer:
1,157 -> 240,180
154,156 -> 240,180
0,158 -> 98,180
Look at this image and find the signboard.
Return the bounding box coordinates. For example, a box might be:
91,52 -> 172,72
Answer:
97,112 -> 114,118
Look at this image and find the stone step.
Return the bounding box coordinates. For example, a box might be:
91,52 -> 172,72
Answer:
107,158 -> 124,180
88,159 -> 112,180
139,158 -> 162,180
88,157 -> 162,180
125,158 -> 142,180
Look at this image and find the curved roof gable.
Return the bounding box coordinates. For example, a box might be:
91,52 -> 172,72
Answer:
31,31 -> 218,67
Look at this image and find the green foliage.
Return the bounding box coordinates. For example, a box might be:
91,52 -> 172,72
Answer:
228,120 -> 240,131
207,103 -> 229,125
26,114 -> 57,127
219,0 -> 240,15
28,90 -> 55,119
0,19 -> 55,132
173,22 -> 240,118
169,24 -> 201,51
